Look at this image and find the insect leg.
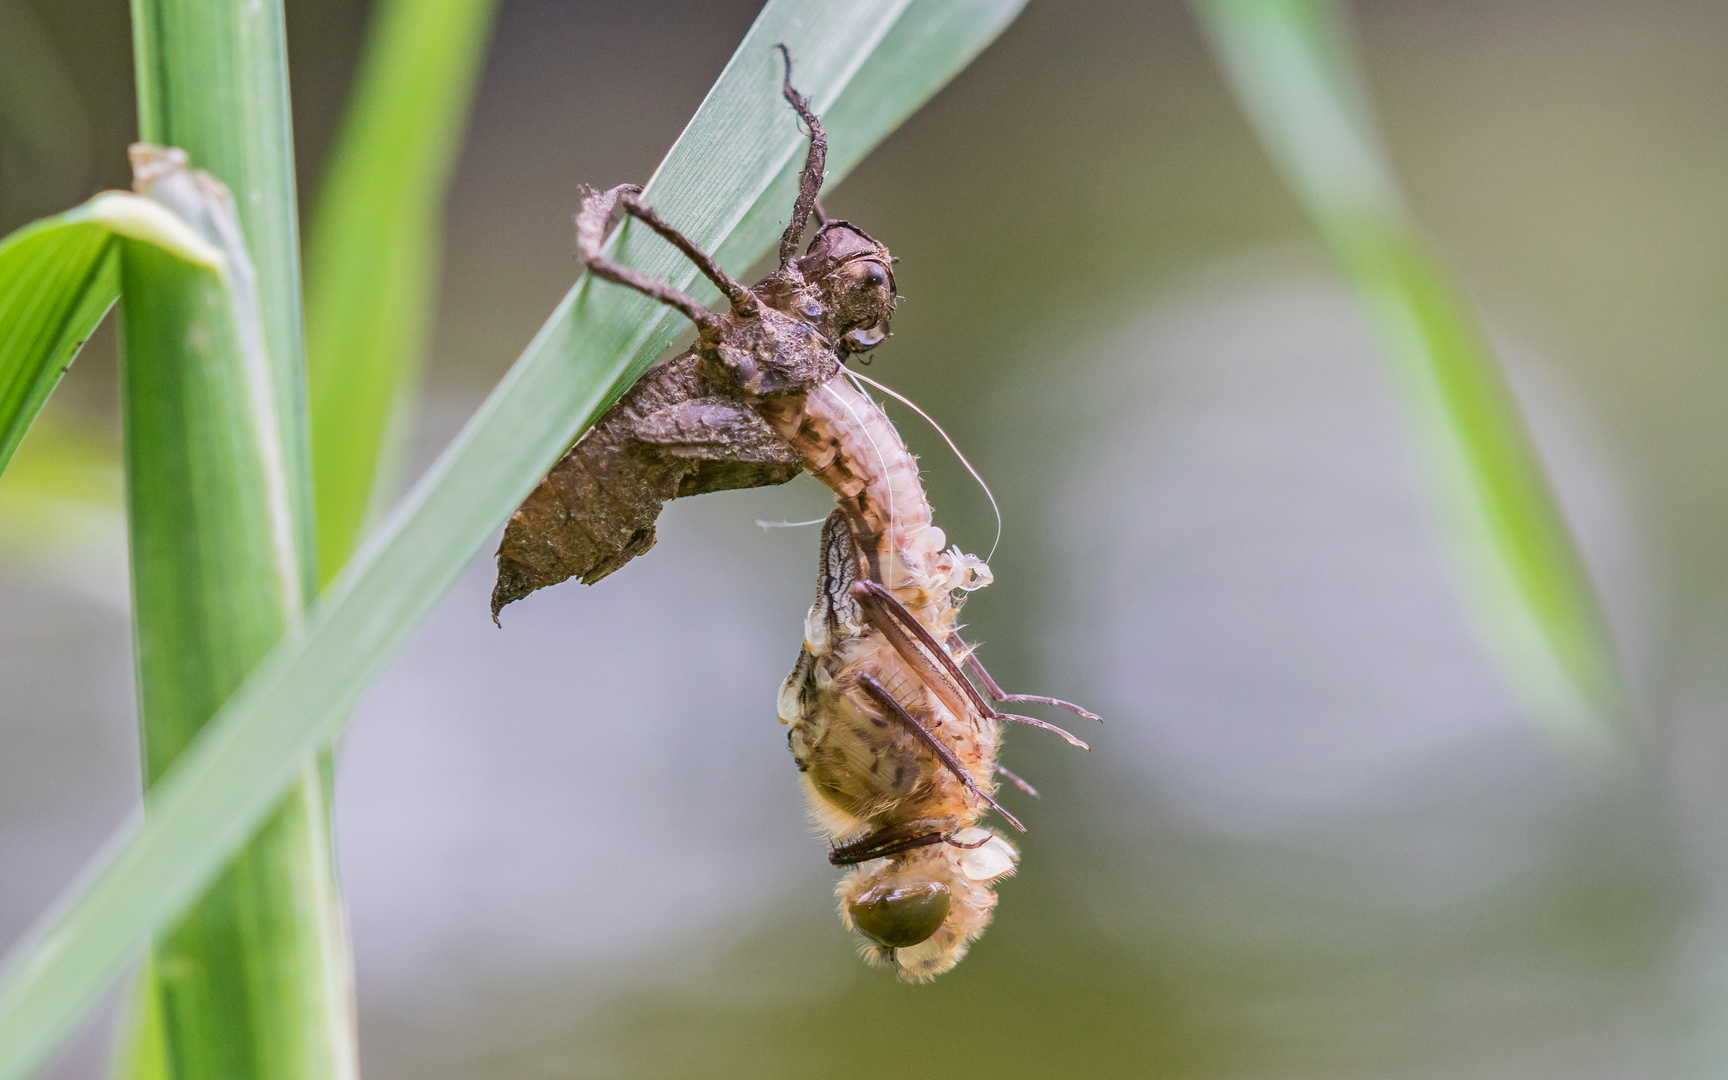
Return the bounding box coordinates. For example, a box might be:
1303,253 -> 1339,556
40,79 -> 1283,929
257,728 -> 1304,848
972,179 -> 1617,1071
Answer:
941,832 -> 995,850
994,762 -> 1039,798
948,632 -> 1101,721
615,190 -> 760,317
829,823 -> 1002,864
852,580 -> 1091,751
856,673 -> 1025,833
575,184 -> 725,338
774,43 -> 828,271
829,828 -> 947,866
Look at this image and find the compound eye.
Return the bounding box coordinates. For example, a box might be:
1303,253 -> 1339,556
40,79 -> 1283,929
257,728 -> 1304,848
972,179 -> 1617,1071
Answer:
856,261 -> 888,291
848,880 -> 951,948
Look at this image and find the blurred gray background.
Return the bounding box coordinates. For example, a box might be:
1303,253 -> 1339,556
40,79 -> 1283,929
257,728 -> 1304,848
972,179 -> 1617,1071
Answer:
7,0 -> 1728,1076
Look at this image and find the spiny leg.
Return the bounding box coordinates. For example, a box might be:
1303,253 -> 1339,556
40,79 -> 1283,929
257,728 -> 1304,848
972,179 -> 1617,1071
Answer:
852,586 -> 998,742
995,762 -> 1039,798
856,672 -> 1024,833
616,190 -> 759,316
829,822 -> 1000,866
575,184 -> 722,338
942,832 -> 995,850
852,580 -> 1090,751
829,827 -> 946,866
948,632 -> 1101,721
774,43 -> 828,271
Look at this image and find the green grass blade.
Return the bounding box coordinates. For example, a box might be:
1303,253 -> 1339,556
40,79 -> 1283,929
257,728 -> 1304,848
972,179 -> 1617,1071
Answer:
0,191 -> 228,482
0,2 -> 1024,1073
124,0 -> 354,1074
1192,0 -> 1624,743
110,958 -> 167,1080
0,219 -> 115,480
305,0 -> 501,580
116,149 -> 355,1080
132,0 -> 314,566
0,231 -> 113,480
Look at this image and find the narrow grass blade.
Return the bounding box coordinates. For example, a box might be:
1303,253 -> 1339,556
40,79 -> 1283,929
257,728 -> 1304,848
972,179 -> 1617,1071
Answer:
305,0 -> 501,580
1192,0 -> 1624,743
0,1 -> 1024,1074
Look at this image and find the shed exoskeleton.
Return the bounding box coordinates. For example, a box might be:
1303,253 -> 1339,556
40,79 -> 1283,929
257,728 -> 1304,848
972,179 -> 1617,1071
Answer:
491,49 -> 895,617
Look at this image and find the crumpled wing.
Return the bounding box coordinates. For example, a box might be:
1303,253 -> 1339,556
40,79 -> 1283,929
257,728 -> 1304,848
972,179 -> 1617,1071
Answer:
491,353 -> 801,621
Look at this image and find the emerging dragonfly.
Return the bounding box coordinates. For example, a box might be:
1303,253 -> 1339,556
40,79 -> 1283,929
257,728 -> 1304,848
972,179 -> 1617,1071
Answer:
777,499 -> 1096,979
493,47 -> 1096,979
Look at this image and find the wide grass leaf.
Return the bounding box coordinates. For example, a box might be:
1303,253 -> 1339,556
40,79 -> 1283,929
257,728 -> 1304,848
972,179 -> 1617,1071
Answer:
124,0 -> 360,1074
1193,0 -> 1624,743
0,1 -> 1025,1075
133,0 -> 315,565
117,146 -> 356,1080
0,193 -> 222,480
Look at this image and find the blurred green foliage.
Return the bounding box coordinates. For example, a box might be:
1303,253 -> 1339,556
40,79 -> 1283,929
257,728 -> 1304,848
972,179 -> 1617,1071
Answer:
304,0 -> 501,581
1194,0 -> 1622,744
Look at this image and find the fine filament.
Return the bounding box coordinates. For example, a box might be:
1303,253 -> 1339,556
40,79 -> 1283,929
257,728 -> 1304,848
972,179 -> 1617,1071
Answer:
754,517 -> 829,529
847,369 -> 1003,564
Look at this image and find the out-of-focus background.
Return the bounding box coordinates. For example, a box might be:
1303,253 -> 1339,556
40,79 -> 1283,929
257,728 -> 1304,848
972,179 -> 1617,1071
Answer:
7,0 -> 1728,1076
